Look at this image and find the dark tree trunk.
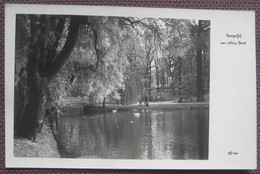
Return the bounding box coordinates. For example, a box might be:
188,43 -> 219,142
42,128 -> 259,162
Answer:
196,20 -> 204,102
154,58 -> 160,92
44,16 -> 82,78
178,57 -> 182,97
156,65 -> 160,92
102,97 -> 106,109
45,18 -> 66,69
148,67 -> 152,101
147,60 -> 152,100
140,82 -> 143,101
14,70 -> 28,137
196,48 -> 204,102
160,67 -> 165,91
170,72 -> 175,96
17,39 -> 45,140
15,15 -> 82,140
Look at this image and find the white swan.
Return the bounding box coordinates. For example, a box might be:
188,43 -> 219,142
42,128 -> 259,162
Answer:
133,112 -> 141,117
112,108 -> 117,113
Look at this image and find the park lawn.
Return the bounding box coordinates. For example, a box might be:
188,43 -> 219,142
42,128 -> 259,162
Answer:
14,120 -> 60,158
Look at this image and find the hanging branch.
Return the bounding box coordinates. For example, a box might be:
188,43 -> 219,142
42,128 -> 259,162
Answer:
120,17 -> 163,41
44,16 -> 83,78
92,28 -> 102,69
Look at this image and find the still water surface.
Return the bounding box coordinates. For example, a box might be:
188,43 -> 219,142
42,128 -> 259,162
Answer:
57,109 -> 209,159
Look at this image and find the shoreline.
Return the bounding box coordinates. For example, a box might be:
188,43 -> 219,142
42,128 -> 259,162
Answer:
13,102 -> 209,158
14,120 -> 60,158
105,102 -> 209,111
66,102 -> 210,114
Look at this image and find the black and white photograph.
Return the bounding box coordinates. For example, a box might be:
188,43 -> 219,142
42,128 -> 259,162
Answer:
5,4 -> 256,169
13,13 -> 210,160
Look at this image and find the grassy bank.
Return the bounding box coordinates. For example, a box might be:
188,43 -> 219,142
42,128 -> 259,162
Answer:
14,120 -> 60,158
105,102 -> 209,111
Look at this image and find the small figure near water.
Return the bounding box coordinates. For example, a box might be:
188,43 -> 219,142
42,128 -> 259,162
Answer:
139,99 -> 142,106
144,95 -> 149,106
157,95 -> 160,102
177,97 -> 183,103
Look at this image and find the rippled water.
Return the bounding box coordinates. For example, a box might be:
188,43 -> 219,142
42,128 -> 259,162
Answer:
57,108 -> 209,159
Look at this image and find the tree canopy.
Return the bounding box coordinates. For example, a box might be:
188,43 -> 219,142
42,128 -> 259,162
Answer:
14,14 -> 210,139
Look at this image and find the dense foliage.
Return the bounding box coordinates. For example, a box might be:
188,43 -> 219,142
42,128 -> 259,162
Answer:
14,14 -> 210,139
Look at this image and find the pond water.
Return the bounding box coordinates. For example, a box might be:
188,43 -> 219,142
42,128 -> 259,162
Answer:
56,108 -> 209,160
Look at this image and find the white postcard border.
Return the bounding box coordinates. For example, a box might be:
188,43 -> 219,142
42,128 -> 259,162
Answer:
5,4 -> 257,169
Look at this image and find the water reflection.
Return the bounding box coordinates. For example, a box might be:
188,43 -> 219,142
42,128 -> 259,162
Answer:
57,109 -> 209,159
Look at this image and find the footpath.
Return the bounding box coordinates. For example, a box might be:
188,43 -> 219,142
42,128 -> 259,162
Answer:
105,101 -> 209,111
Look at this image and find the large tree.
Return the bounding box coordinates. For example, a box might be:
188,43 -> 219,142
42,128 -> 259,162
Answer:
15,15 -> 134,139
161,19 -> 193,97
191,20 -> 210,102
15,15 -> 84,140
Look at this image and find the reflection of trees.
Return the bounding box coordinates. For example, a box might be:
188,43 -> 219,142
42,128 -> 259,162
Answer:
140,112 -> 153,159
196,110 -> 209,159
170,112 -> 185,159
169,110 -> 209,159
57,116 -> 81,157
56,110 -> 208,159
